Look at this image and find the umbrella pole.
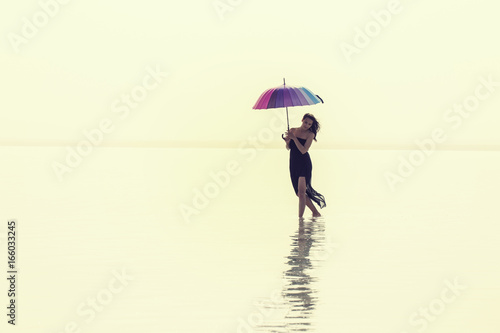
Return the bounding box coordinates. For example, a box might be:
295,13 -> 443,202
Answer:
286,106 -> 289,130
284,78 -> 289,131
281,106 -> 290,141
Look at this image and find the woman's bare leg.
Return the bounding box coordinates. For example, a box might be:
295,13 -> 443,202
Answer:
305,197 -> 321,217
298,177 -> 307,218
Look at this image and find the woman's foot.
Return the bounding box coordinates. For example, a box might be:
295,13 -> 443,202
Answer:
312,211 -> 321,217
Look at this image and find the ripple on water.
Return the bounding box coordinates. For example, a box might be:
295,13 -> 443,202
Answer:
253,216 -> 329,333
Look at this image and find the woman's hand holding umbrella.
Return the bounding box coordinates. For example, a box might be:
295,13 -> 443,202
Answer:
283,130 -> 292,150
282,129 -> 294,141
285,129 -> 296,140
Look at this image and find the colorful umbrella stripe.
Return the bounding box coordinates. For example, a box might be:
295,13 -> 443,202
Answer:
253,86 -> 322,109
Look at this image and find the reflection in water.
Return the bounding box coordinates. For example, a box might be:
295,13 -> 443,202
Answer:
256,217 -> 328,333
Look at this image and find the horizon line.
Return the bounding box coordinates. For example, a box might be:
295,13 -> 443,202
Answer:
0,141 -> 500,151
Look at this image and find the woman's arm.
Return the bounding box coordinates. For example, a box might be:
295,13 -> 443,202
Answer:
292,132 -> 313,154
283,129 -> 292,150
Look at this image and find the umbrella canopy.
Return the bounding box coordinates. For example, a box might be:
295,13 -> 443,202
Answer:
252,78 -> 323,131
253,84 -> 323,109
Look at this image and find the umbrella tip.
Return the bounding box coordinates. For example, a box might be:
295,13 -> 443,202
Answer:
283,78 -> 286,85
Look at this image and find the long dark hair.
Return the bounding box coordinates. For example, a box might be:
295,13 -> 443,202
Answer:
303,113 -> 320,142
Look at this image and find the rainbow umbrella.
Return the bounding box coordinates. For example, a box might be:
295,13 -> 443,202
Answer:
252,78 -> 324,131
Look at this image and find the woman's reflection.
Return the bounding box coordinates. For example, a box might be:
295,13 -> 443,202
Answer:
254,217 -> 327,333
283,217 -> 326,332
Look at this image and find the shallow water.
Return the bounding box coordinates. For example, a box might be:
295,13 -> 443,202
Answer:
1,147 -> 500,332
247,217 -> 329,333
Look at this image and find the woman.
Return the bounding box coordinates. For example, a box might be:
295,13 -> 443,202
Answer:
284,113 -> 326,218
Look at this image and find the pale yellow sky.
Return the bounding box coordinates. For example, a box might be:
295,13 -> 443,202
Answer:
1,0 -> 499,149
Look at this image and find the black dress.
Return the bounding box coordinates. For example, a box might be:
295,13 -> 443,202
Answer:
289,137 -> 326,209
